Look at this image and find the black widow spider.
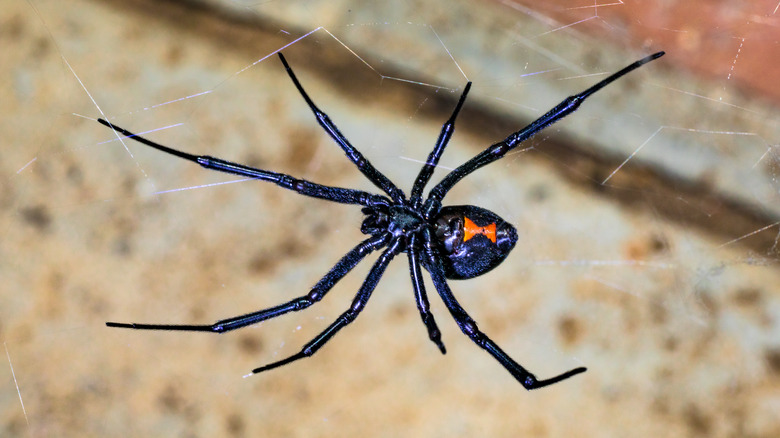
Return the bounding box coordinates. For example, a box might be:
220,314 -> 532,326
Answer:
99,50 -> 664,390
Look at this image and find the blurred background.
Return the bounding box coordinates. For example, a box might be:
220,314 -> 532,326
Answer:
2,0 -> 779,436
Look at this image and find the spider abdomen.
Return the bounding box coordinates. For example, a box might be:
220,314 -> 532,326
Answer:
432,205 -> 518,280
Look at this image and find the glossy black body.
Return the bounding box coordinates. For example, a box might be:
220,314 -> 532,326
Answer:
431,205 -> 518,280
99,51 -> 664,390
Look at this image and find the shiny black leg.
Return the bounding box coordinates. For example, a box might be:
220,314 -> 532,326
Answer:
106,233 -> 391,333
425,52 -> 665,213
422,230 -> 586,390
251,237 -> 403,374
97,118 -> 390,209
408,236 -> 446,353
409,82 -> 471,208
278,53 -> 406,203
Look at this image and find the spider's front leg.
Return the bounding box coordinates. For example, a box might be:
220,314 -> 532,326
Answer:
106,233 -> 390,333
421,229 -> 586,390
97,118 -> 390,209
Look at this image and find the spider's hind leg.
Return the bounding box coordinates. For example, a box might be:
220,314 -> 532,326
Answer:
422,230 -> 585,390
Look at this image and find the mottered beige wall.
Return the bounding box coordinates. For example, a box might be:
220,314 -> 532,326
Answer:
3,0 -> 779,436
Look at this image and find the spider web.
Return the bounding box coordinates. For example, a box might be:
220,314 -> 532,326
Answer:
3,0 -> 780,436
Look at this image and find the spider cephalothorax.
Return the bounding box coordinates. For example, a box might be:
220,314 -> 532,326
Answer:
99,50 -> 663,390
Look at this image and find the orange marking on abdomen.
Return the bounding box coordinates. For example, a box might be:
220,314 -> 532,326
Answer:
463,217 -> 497,243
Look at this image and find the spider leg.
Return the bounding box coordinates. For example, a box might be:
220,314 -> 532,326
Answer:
251,237 -> 403,374
277,53 -> 406,203
410,82 -> 471,208
424,52 -> 664,213
422,230 -> 586,390
106,233 -> 391,333
98,119 -> 390,209
408,236 -> 446,353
